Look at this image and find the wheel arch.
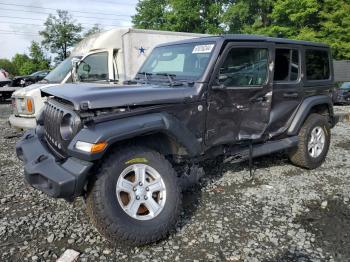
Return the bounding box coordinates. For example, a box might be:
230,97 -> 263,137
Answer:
68,112 -> 202,161
287,95 -> 334,136
104,132 -> 189,158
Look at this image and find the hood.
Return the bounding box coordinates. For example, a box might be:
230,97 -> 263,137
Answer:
13,75 -> 30,80
12,83 -> 58,97
42,82 -> 198,110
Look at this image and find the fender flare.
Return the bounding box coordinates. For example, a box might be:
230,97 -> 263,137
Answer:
67,113 -> 202,161
287,95 -> 334,136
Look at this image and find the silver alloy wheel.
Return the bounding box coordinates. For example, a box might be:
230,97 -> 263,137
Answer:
116,164 -> 166,221
308,126 -> 326,158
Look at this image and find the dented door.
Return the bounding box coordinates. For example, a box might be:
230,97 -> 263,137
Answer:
205,42 -> 274,146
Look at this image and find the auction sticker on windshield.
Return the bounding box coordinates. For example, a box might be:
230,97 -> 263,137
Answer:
192,44 -> 215,54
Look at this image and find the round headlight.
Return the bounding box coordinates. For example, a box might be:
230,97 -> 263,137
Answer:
60,113 -> 75,140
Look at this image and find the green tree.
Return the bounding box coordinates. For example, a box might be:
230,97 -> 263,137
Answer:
132,0 -> 168,30
29,41 -> 51,70
132,0 -> 227,34
9,42 -> 51,76
221,0 -> 350,59
11,54 -> 31,75
133,0 -> 350,59
20,61 -> 38,75
0,59 -> 16,76
84,24 -> 102,38
222,0 -> 274,34
265,0 -> 320,38
318,0 -> 350,59
40,10 -> 83,62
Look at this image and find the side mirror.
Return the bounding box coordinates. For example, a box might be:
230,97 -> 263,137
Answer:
82,64 -> 91,72
71,57 -> 81,82
211,75 -> 227,90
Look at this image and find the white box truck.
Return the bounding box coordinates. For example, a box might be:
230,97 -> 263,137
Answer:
9,28 -> 206,130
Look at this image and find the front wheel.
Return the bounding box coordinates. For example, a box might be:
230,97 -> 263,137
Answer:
86,146 -> 182,246
288,114 -> 331,169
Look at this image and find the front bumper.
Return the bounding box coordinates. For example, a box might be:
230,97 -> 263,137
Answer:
9,114 -> 37,130
16,129 -> 93,199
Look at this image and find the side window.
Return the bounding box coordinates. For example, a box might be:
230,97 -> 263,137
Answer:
274,49 -> 300,82
78,52 -> 109,82
218,48 -> 268,87
305,49 -> 330,80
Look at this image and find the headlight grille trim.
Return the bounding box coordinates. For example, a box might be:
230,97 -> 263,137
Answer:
43,99 -> 79,157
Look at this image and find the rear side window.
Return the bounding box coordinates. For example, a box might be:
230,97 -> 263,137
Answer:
274,49 -> 300,82
305,49 -> 330,81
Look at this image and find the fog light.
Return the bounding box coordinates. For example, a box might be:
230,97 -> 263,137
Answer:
75,141 -> 108,153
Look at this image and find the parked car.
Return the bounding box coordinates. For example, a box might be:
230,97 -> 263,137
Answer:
10,70 -> 50,87
9,27 -> 207,130
9,56 -> 81,129
0,68 -> 11,87
16,35 -> 336,246
0,69 -> 13,101
333,82 -> 350,105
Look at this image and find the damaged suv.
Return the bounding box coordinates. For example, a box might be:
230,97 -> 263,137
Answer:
16,35 -> 335,246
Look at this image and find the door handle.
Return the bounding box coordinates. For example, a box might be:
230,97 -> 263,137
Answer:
250,96 -> 267,103
283,92 -> 299,98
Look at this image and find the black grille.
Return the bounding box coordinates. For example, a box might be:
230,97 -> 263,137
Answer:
43,100 -> 69,157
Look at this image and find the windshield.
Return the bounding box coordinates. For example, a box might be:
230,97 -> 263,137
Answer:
138,42 -> 215,81
340,82 -> 350,89
44,56 -> 81,83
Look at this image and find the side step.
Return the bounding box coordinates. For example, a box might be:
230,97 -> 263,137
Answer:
225,136 -> 299,163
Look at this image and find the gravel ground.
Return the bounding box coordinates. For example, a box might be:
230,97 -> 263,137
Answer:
1,103 -> 350,261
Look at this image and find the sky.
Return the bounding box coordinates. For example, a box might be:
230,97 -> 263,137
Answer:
0,0 -> 137,59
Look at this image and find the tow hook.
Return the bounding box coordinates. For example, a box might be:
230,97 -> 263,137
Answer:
35,154 -> 48,164
25,133 -> 34,140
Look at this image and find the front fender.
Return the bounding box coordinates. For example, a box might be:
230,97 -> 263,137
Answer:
287,95 -> 334,136
67,113 -> 202,161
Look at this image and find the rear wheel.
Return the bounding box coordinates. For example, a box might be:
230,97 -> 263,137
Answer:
86,146 -> 182,246
288,114 -> 331,169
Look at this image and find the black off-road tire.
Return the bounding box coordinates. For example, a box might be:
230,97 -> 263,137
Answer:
288,113 -> 331,169
86,146 -> 182,246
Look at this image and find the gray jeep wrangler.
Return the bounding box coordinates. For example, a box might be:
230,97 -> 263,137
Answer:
16,35 -> 335,246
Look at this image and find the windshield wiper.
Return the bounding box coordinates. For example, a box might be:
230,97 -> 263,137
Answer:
136,72 -> 153,82
155,73 -> 183,86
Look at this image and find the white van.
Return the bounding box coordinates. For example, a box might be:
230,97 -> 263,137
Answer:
9,28 -> 206,130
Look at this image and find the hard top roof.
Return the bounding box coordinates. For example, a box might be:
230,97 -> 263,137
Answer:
158,34 -> 329,48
